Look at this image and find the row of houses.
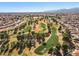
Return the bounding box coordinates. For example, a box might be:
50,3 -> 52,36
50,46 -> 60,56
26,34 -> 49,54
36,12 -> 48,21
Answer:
0,15 -> 26,32
56,15 -> 79,38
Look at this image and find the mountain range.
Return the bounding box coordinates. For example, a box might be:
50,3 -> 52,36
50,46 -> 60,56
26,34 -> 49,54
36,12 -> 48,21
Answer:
46,7 -> 79,12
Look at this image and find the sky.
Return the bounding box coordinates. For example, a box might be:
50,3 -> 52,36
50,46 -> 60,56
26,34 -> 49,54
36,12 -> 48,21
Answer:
0,2 -> 79,12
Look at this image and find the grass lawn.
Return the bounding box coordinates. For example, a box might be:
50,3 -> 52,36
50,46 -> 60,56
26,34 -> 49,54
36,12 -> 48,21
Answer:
35,25 -> 59,55
23,25 -> 32,33
40,23 -> 47,32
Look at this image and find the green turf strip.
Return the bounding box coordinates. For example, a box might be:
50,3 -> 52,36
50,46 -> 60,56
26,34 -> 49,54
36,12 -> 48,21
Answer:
35,26 -> 58,55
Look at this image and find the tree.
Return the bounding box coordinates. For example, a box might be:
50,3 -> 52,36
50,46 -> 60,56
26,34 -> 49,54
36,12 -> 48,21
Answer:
63,29 -> 71,41
62,44 -> 68,56
43,42 -> 47,46
13,28 -> 18,34
58,26 -> 62,32
17,32 -> 26,42
0,31 -> 9,41
56,44 -> 61,51
48,47 -> 53,55
36,33 -> 45,44
52,46 -> 62,56
47,23 -> 51,33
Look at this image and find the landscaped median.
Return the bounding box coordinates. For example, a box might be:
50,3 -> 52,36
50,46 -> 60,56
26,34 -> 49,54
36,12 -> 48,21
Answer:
34,25 -> 59,55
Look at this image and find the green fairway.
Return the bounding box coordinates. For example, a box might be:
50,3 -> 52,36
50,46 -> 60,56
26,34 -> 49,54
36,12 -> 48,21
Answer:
35,25 -> 59,55
40,23 -> 47,33
23,25 -> 32,32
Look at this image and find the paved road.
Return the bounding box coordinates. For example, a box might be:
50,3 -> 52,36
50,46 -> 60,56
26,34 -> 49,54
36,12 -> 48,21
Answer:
0,19 -> 26,32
